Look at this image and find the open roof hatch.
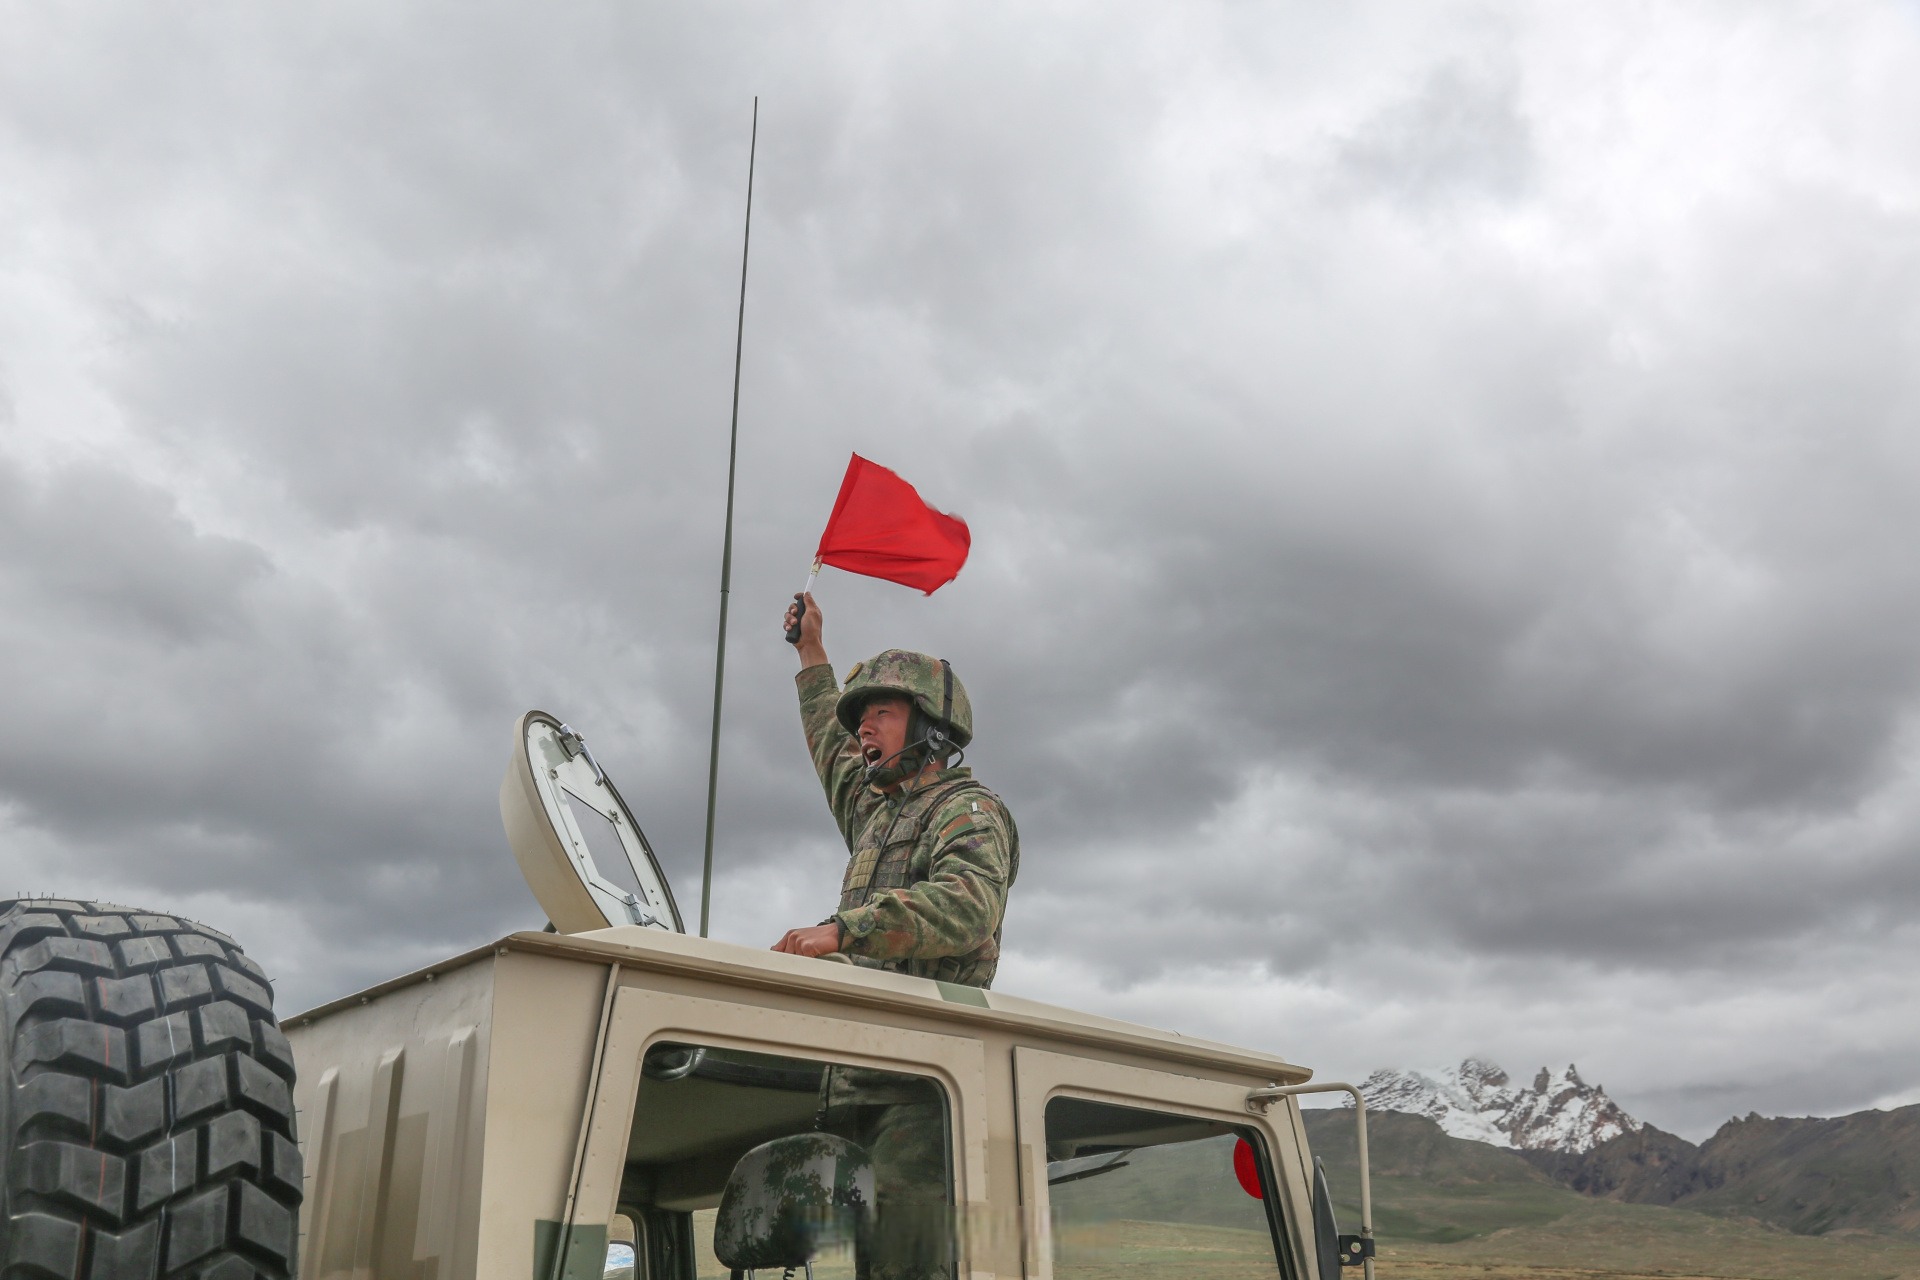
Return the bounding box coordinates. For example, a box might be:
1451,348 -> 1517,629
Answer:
499,710 -> 684,934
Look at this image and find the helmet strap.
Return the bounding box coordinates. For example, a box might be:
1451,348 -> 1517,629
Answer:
912,662 -> 956,769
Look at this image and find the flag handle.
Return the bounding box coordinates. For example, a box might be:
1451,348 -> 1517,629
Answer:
785,561 -> 821,644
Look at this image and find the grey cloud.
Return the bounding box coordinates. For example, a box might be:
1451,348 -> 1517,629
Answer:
0,464 -> 268,642
1338,61 -> 1535,207
2,0 -> 1919,1133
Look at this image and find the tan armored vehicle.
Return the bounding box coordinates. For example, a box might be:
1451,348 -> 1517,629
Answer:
0,713 -> 1372,1280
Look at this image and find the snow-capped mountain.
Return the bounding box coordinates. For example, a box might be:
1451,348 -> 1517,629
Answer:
1357,1059 -> 1642,1153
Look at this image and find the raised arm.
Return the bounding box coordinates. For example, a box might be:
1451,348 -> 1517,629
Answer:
786,593 -> 866,841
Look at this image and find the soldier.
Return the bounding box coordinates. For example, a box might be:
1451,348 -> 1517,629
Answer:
771,592 -> 1019,1279
770,592 -> 1018,986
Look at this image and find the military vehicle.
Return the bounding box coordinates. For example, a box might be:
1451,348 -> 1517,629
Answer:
0,711 -> 1373,1279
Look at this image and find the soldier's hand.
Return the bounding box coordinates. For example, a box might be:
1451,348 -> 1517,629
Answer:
784,592 -> 828,668
770,922 -> 841,958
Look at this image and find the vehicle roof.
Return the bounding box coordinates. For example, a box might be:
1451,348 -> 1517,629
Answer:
284,924 -> 1313,1085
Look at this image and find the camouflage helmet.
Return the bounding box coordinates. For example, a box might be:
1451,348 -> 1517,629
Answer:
836,649 -> 973,748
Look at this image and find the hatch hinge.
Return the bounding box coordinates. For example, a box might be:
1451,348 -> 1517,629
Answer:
555,722 -> 608,786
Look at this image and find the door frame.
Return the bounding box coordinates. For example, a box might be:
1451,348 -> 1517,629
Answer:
568,985 -> 994,1274
1011,1045 -> 1309,1280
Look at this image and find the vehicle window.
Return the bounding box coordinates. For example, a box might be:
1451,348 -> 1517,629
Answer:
564,791 -> 648,902
1044,1096 -> 1285,1279
621,1042 -> 955,1280
605,1213 -> 637,1279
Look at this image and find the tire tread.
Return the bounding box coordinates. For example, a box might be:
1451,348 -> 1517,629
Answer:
0,898 -> 299,1279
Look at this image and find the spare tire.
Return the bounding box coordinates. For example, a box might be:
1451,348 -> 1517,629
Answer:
0,899 -> 301,1280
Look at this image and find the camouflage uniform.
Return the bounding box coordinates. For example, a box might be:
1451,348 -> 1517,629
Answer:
796,661 -> 1018,988
816,1068 -> 951,1280
797,654 -> 1020,1278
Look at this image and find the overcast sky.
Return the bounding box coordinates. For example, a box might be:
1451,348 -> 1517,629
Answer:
5,1 -> 1920,1141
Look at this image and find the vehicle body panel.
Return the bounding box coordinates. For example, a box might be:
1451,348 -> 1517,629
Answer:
286,926 -> 1317,1280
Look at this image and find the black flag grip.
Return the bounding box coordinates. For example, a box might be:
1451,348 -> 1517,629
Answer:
785,593 -> 807,645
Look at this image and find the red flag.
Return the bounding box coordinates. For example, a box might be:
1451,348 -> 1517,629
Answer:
815,454 -> 970,594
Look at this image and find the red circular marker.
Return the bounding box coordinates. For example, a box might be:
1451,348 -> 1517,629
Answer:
1234,1137 -> 1264,1199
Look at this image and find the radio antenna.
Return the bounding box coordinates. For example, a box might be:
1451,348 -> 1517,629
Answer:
699,98 -> 758,939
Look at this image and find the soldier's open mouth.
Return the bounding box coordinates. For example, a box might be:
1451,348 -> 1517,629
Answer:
863,745 -> 883,765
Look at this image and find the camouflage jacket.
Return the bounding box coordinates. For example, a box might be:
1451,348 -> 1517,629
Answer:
797,664 -> 1018,988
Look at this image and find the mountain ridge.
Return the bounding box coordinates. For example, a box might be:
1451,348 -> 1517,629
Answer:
1359,1057 -> 1641,1153
1347,1058 -> 1920,1235
1301,1110 -> 1920,1275
1525,1103 -> 1920,1235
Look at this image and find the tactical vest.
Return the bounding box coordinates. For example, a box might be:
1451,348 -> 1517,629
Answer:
836,777 -> 1020,988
